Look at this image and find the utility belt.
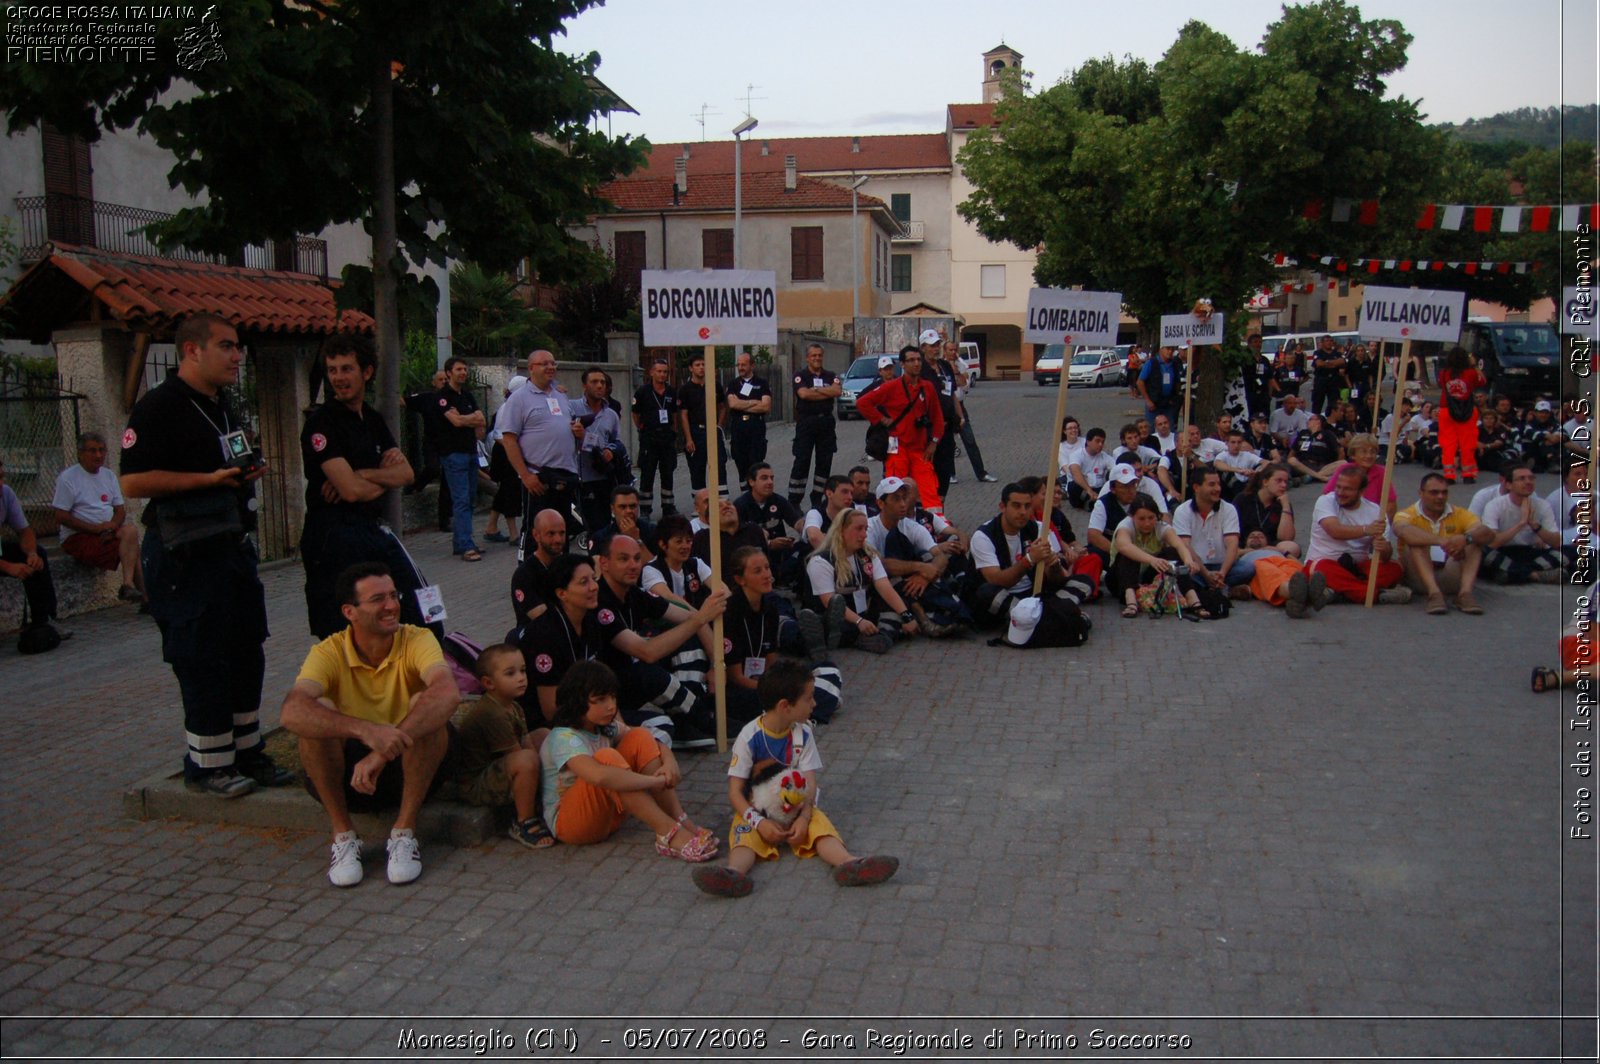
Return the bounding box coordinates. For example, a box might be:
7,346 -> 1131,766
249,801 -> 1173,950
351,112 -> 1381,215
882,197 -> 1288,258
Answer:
734,413 -> 766,424
797,409 -> 835,422
529,467 -> 578,491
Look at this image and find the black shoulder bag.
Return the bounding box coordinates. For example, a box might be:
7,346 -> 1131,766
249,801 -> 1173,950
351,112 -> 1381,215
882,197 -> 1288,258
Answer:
864,380 -> 921,462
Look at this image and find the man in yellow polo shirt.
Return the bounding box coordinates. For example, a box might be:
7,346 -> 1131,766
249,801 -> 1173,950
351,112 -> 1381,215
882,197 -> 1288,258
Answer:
1393,472 -> 1493,617
281,562 -> 459,887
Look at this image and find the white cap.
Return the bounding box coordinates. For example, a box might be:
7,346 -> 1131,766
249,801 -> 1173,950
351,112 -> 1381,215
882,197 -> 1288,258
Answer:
505,374 -> 528,395
1535,399 -> 1553,412
1109,463 -> 1140,485
875,476 -> 908,498
877,355 -> 895,368
919,329 -> 942,346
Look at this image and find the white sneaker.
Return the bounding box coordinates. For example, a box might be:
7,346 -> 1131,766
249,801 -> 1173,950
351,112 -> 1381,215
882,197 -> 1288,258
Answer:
1377,587 -> 1414,605
386,829 -> 422,884
328,831 -> 363,888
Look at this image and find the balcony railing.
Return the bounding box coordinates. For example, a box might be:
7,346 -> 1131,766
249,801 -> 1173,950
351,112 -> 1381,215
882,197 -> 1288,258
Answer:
891,219 -> 925,243
14,194 -> 328,279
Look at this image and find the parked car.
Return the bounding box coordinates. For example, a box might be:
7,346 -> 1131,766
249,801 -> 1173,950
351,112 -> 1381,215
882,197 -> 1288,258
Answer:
1067,348 -> 1128,387
957,341 -> 982,384
1459,320 -> 1561,399
837,354 -> 901,419
1033,344 -> 1067,386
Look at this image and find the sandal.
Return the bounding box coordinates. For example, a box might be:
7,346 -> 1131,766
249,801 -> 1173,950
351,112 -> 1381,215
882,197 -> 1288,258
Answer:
1531,666 -> 1560,693
461,549 -> 484,562
1121,602 -> 1139,618
655,814 -> 718,862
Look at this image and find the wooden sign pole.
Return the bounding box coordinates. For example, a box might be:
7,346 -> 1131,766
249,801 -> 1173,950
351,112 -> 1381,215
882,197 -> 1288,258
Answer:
1033,350 -> 1071,595
1180,344 -> 1196,499
703,345 -> 727,751
1368,344 -> 1386,431
1365,338 -> 1411,607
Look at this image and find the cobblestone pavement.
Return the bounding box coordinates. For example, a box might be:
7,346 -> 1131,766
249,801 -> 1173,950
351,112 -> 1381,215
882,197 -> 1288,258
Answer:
1,380 -> 1594,1060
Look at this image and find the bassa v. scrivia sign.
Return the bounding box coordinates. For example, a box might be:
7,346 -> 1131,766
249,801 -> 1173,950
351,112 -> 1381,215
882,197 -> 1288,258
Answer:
640,269 -> 778,346
1023,288 -> 1122,347
1358,285 -> 1465,343
1158,312 -> 1225,347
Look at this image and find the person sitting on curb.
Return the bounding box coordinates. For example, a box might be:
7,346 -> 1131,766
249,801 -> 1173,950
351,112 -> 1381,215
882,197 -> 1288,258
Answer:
1480,463 -> 1565,584
452,643 -> 554,849
799,508 -> 917,656
1393,473 -> 1492,615
1303,465 -> 1409,607
691,657 -> 898,898
0,456 -> 68,641
280,562 -> 458,888
52,432 -> 145,604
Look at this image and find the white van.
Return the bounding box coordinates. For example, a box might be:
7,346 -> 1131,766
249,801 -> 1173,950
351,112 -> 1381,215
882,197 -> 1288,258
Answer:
957,341 -> 981,384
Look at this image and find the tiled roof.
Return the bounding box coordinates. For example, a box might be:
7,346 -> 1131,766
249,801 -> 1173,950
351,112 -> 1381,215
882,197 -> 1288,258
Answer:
948,103 -> 999,129
637,133 -> 949,179
599,171 -> 891,215
0,243 -> 374,340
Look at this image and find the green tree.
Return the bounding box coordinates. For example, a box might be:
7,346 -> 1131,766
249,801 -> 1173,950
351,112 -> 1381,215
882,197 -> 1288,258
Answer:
2,0 -> 644,516
449,262 -> 553,362
958,0 -> 1441,420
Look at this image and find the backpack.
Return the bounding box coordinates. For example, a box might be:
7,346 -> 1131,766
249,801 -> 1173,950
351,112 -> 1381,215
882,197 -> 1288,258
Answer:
15,601 -> 62,655
1137,573 -> 1182,615
993,593 -> 1092,649
440,630 -> 486,696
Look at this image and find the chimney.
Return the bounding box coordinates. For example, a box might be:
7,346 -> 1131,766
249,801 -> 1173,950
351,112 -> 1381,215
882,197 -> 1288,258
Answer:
673,157 -> 687,205
851,136 -> 860,153
784,155 -> 796,191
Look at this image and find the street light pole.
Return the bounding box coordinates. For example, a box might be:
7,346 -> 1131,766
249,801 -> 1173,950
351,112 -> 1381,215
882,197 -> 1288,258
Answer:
732,117 -> 758,269
849,175 -> 869,321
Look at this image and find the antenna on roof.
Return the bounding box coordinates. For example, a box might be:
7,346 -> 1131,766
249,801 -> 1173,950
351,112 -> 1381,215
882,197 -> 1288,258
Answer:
740,83 -> 767,119
691,103 -> 721,141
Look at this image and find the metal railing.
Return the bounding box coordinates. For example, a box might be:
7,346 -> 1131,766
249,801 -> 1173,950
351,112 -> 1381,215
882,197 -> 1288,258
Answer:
14,194 -> 329,278
891,220 -> 925,243
0,364 -> 84,524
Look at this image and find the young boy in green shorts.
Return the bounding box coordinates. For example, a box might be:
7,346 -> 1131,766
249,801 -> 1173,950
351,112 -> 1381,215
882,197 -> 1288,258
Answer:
453,643 -> 554,848
691,657 -> 897,897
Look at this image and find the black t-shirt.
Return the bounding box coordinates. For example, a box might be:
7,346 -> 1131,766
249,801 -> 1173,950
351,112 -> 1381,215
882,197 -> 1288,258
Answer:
726,375 -> 771,425
120,373 -> 256,529
1245,428 -> 1278,456
404,388 -> 449,444
692,525 -> 768,585
1292,427 -> 1340,468
1312,347 -> 1345,382
677,379 -> 724,430
733,491 -> 801,543
590,518 -> 656,559
929,360 -> 960,418
510,552 -> 555,626
301,400 -> 398,517
792,367 -> 839,420
1234,492 -> 1284,545
435,385 -> 480,455
726,592 -> 781,665
596,579 -> 671,671
632,382 -> 679,441
520,606 -> 623,692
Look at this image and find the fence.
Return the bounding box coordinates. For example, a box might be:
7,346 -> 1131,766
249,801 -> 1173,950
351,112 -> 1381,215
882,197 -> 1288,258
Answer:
0,364 -> 84,528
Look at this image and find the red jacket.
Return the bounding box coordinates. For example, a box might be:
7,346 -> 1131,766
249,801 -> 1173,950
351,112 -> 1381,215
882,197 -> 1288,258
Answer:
855,375 -> 945,452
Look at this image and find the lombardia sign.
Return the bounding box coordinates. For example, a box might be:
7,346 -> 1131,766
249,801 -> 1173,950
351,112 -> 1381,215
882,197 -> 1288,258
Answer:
1024,289 -> 1122,347
1358,285 -> 1466,343
641,269 -> 778,346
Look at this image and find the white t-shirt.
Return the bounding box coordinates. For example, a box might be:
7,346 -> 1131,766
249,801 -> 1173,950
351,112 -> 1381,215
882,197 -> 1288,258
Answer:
1194,438 -> 1228,464
971,523 -> 1063,595
1270,407 -> 1311,440
1483,493 -> 1558,549
805,551 -> 888,614
1098,476 -> 1169,513
1112,444 -> 1170,471
1307,493 -> 1389,564
1149,432 -> 1177,455
1548,487 -> 1595,547
1468,484 -> 1505,518
727,717 -> 822,781
865,515 -> 935,558
1070,449 -> 1115,491
51,464 -> 122,543
1171,500 -> 1240,567
1057,439 -> 1085,475
639,558 -> 713,600
1215,449 -> 1265,484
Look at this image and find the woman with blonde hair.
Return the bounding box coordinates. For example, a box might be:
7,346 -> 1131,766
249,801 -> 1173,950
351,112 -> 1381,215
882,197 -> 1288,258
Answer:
1320,432 -> 1397,519
797,509 -> 917,655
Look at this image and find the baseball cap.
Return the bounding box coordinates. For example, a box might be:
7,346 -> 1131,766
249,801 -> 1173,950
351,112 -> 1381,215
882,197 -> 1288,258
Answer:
1109,463 -> 1140,485
918,329 -> 942,346
1535,400 -> 1553,412
504,374 -> 528,394
877,355 -> 895,368
874,476 -> 908,498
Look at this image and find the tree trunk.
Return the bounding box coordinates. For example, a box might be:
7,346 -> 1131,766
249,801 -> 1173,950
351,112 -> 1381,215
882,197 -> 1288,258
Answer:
373,58 -> 403,529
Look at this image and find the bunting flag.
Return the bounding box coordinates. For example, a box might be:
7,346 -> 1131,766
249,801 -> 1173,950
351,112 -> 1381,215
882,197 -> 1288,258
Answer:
1271,253 -> 1537,275
1305,198 -> 1599,231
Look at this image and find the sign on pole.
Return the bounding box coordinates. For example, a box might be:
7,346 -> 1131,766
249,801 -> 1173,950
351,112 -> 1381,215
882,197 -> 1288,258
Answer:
1024,288 -> 1122,347
640,269 -> 778,347
1358,285 -> 1465,344
1158,312 -> 1226,347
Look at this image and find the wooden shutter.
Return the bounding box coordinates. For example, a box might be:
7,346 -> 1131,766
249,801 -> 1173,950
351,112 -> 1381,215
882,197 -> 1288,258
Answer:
791,226 -> 823,281
701,228 -> 733,269
41,124 -> 93,246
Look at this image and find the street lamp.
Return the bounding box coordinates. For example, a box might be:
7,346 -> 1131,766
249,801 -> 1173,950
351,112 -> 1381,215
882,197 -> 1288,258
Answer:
732,116 -> 758,268
849,174 -> 869,320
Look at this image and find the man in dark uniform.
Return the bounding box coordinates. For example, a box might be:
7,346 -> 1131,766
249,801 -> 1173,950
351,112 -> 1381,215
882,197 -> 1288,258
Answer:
678,351 -> 729,497
299,335 -> 438,640
1310,334 -> 1347,416
435,356 -> 485,560
631,359 -> 679,519
120,313 -> 289,798
403,368 -> 451,531
924,330 -> 962,496
787,343 -> 843,509
733,461 -> 802,581
725,349 -> 771,494
1241,334 -> 1273,423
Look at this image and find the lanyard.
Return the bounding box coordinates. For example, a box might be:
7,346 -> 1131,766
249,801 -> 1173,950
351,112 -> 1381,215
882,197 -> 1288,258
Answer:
740,603 -> 766,658
555,607 -> 593,665
188,397 -> 231,436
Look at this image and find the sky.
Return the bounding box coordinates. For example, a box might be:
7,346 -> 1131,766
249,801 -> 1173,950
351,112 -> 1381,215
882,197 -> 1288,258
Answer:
561,0 -> 1598,145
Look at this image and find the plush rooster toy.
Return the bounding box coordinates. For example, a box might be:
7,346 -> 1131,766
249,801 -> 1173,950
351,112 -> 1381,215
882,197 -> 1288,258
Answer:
744,762 -> 809,828
1191,297 -> 1214,321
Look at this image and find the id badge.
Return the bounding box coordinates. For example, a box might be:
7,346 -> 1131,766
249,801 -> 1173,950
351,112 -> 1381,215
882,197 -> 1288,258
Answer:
744,656 -> 767,678
1428,545 -> 1447,566
415,585 -> 447,623
545,396 -> 564,416
812,377 -> 824,388
886,436 -> 900,455
739,381 -> 754,397
1350,388 -> 1360,398
658,409 -> 670,425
